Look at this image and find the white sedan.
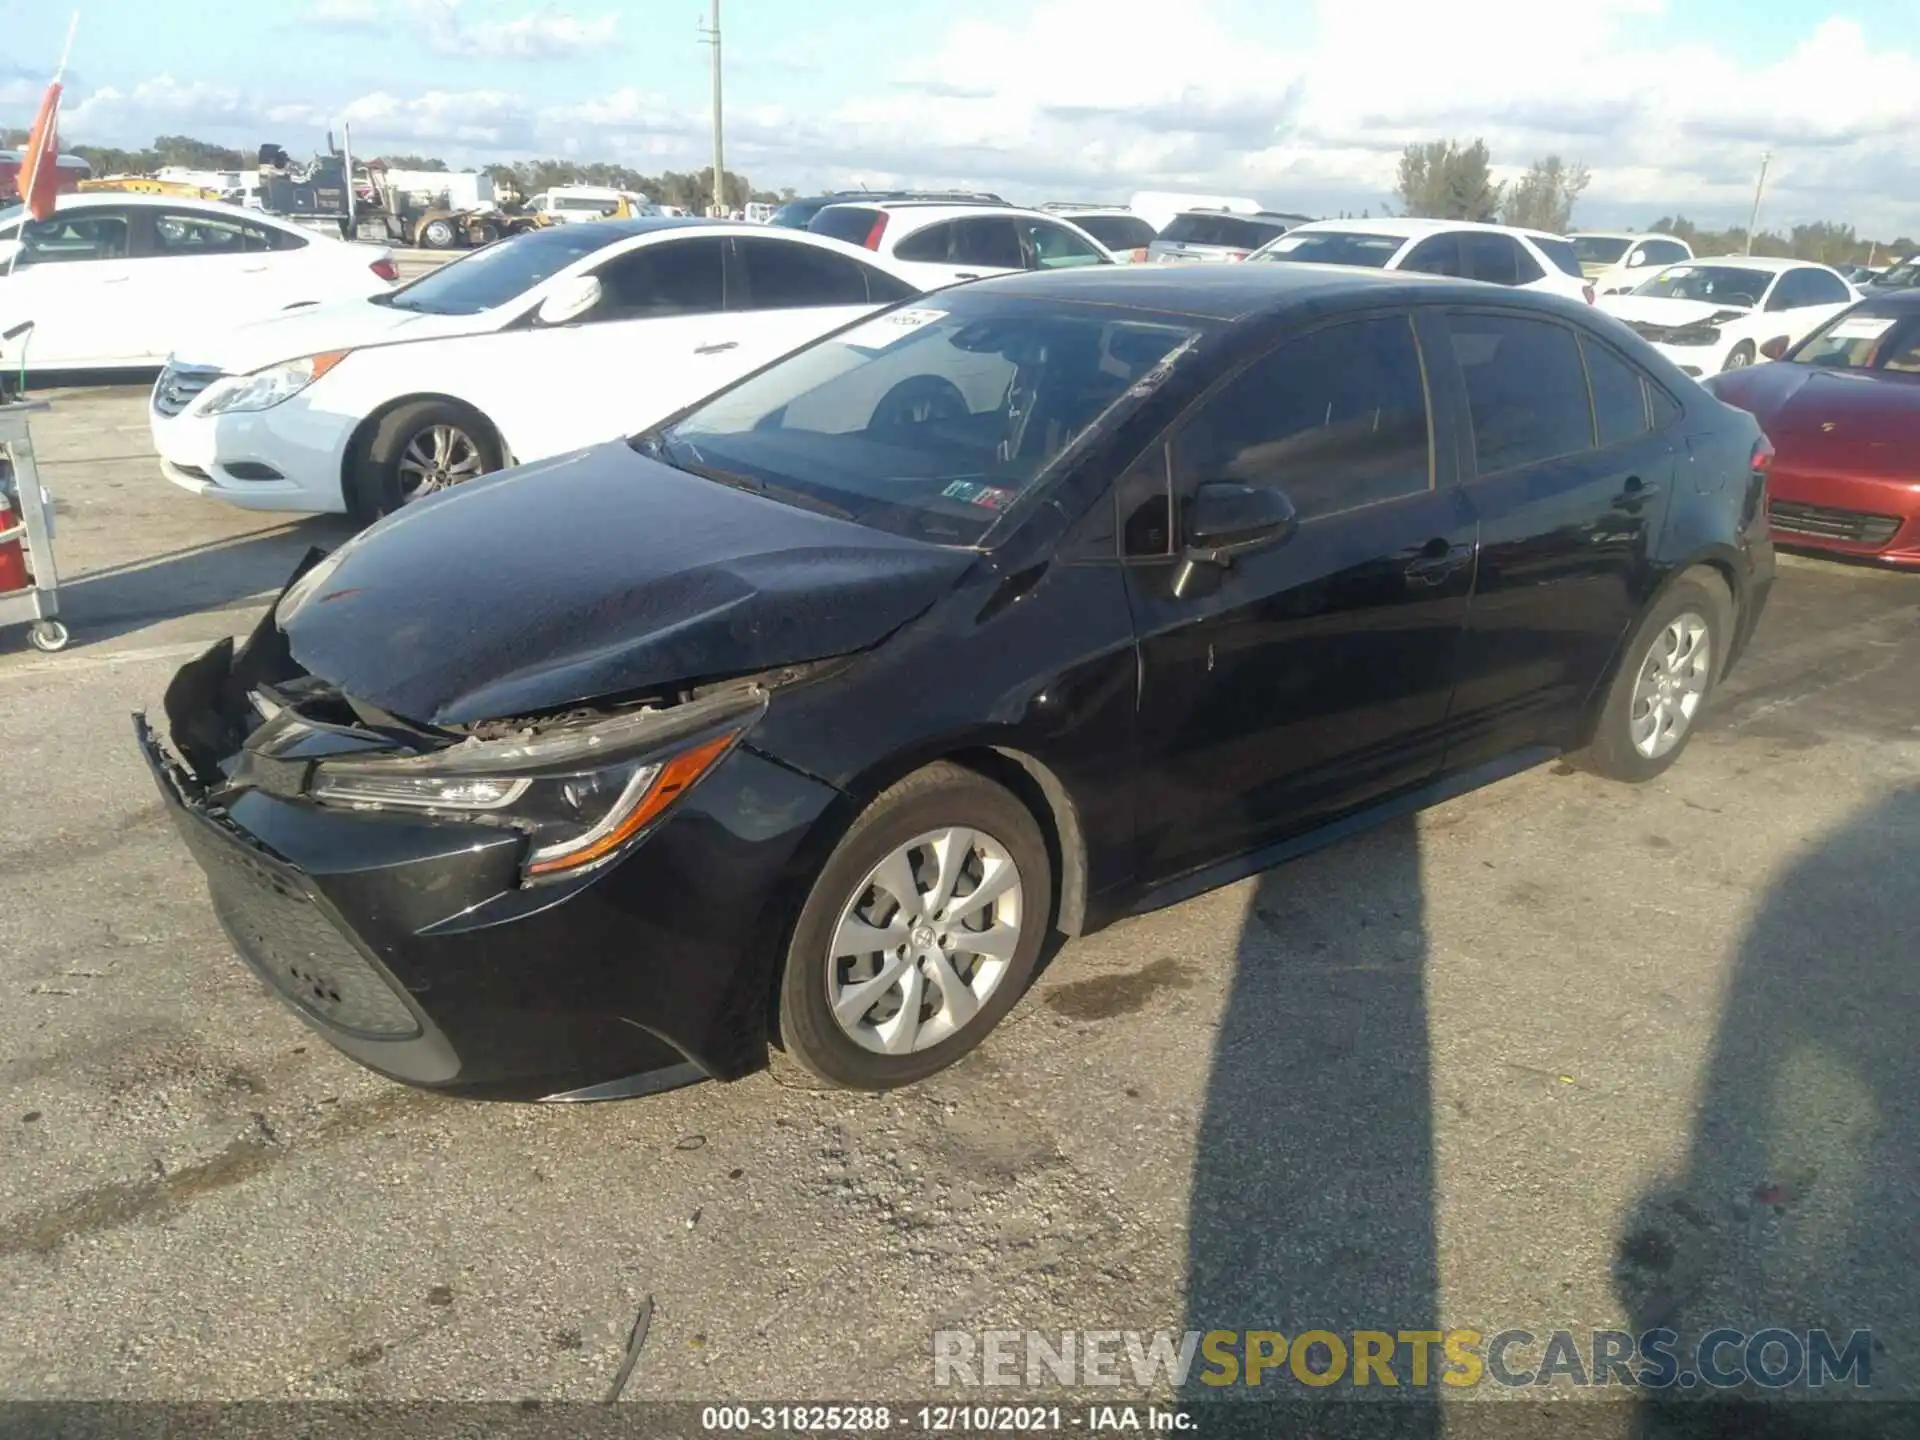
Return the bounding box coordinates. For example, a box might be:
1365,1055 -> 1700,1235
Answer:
1246,218 -> 1594,304
0,193 -> 398,371
1597,257 -> 1858,377
150,220 -> 923,525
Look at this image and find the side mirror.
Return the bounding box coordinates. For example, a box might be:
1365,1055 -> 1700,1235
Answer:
1627,249 -> 1647,267
1760,335 -> 1790,361
535,274 -> 603,326
1187,480 -> 1296,558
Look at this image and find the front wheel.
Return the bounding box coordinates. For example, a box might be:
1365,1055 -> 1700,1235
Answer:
777,763 -> 1052,1090
346,400 -> 504,528
1721,341 -> 1756,372
1575,572 -> 1732,783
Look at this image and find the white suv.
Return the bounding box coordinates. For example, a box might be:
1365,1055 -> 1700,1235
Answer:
1571,232 -> 1696,296
808,201 -> 1115,288
1249,218 -> 1595,304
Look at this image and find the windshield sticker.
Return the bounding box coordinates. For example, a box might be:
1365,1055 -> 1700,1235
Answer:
942,480 -> 1014,511
841,307 -> 947,350
1829,316 -> 1897,340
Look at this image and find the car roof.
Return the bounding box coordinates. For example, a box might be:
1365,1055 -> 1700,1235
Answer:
1571,230 -> 1687,243
1682,255 -> 1835,272
949,258 -> 1564,321
1169,208 -> 1313,224
1281,216 -> 1567,245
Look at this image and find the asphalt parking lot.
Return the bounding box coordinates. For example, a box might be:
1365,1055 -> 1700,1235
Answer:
2,380 -> 1918,1416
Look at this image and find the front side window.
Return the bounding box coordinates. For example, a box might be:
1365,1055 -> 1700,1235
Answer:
1799,268 -> 1853,305
1173,315 -> 1432,521
1643,240 -> 1690,265
593,238 -> 726,318
4,209 -> 130,266
651,294 -> 1202,545
732,238 -> 872,308
1401,234 -> 1464,278
1448,312 -> 1594,473
1023,219 -> 1106,269
150,210 -> 280,256
1790,308 -> 1920,373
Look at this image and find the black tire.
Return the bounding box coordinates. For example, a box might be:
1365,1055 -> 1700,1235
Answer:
776,762 -> 1053,1090
421,219 -> 457,250
1575,570 -> 1733,783
345,400 -> 505,528
1721,341 -> 1756,373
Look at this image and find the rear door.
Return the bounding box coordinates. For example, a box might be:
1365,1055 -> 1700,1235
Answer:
1124,310 -> 1478,883
724,235 -> 912,363
1434,308 -> 1678,769
494,235 -> 734,459
0,205 -> 138,367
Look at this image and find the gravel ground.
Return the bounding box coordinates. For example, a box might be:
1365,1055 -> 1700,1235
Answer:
2,384 -> 1917,1419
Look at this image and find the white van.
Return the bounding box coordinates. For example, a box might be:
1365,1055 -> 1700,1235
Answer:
526,186 -> 659,223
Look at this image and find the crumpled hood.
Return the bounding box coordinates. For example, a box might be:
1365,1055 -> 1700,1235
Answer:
1597,295 -> 1751,329
277,443 -> 979,725
171,296 -> 501,375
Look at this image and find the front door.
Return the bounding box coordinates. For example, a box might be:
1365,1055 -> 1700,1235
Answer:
1434,308 -> 1677,767
1123,311 -> 1477,886
132,207 -> 293,362
0,205 -> 137,367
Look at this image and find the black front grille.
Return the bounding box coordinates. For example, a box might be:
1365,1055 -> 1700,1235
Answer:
172,813 -> 421,1039
1769,500 -> 1903,547
152,363 -> 225,418
1627,321 -> 1719,347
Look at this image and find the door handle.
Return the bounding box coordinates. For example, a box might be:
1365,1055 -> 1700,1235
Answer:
1403,538 -> 1472,585
100,273 -> 132,284
954,272 -> 982,280
240,264 -> 270,273
1613,476 -> 1661,507
693,340 -> 739,355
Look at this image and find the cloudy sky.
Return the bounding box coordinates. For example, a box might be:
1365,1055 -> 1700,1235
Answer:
8,0 -> 1919,238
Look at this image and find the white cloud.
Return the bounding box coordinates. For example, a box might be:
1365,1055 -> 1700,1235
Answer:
55,2 -> 1920,238
303,1 -> 621,60
305,0 -> 383,29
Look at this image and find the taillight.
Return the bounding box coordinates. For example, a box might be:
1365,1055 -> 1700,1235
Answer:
1583,284 -> 1596,305
370,257 -> 400,283
862,213 -> 890,251
1751,435 -> 1775,478
1226,250 -> 1250,262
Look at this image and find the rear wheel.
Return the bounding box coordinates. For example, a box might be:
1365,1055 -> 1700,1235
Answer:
1575,571 -> 1733,783
777,763 -> 1052,1090
346,400 -> 504,528
420,218 -> 458,250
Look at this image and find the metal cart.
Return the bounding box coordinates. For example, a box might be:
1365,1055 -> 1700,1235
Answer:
0,372 -> 66,653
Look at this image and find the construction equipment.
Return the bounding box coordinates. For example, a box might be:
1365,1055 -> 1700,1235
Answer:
252,138 -> 538,250
77,175 -> 224,201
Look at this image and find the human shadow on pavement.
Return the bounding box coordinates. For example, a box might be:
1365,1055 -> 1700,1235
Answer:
1183,816 -> 1440,1436
1616,785 -> 1920,1439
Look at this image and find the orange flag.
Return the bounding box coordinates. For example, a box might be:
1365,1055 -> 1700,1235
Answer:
17,78 -> 64,223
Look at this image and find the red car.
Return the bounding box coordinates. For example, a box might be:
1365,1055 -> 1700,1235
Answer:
1705,289 -> 1920,567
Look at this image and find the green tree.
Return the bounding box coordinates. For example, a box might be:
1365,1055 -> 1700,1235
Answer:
1500,155 -> 1591,233
1395,138 -> 1501,221
377,153 -> 449,172
150,134 -> 246,169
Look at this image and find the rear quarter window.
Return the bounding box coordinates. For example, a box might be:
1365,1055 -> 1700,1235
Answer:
1532,236 -> 1584,278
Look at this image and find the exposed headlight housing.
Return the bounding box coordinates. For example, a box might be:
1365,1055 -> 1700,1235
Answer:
197,352 -> 349,416
306,695 -> 760,884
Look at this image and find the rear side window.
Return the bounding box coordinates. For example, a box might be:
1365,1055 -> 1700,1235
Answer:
1174,315 -> 1432,521
1073,214 -> 1156,252
150,210 -> 284,256
1448,312 -> 1594,473
1643,239 -> 1689,265
893,221 -> 957,263
808,206 -> 884,247
1582,337 -> 1652,446
950,217 -> 1024,269
1160,213 -> 1285,250
1462,233 -> 1523,286
1531,236 -> 1584,278
1800,268 -> 1853,305
732,238 -> 873,308
591,238 -> 726,318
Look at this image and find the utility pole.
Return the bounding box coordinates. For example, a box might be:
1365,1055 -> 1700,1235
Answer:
698,0 -> 723,217
1744,150 -> 1770,256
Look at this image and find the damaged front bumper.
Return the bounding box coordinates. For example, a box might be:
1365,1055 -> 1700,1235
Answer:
136,556 -> 847,1101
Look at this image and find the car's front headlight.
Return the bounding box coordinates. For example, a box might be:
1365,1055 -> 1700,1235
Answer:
197,352 -> 350,417
306,700 -> 758,884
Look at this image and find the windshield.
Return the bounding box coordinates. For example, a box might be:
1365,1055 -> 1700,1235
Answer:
1871,262 -> 1920,289
647,294 -> 1204,546
1789,307 -> 1920,373
1161,213 -> 1288,249
378,225 -> 638,314
1574,236 -> 1633,265
1631,265 -> 1771,307
1253,230 -> 1402,268
770,198 -> 835,229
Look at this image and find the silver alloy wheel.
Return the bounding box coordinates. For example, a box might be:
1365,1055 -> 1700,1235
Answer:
1630,611 -> 1712,759
397,424 -> 486,503
1723,346 -> 1753,370
826,827 -> 1024,1056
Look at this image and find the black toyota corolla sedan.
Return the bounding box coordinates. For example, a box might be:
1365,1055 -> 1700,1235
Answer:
138,264 -> 1775,1102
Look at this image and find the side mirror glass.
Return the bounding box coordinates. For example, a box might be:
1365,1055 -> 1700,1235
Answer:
536,274 -> 603,326
1760,335 -> 1790,361
1628,249 -> 1647,266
